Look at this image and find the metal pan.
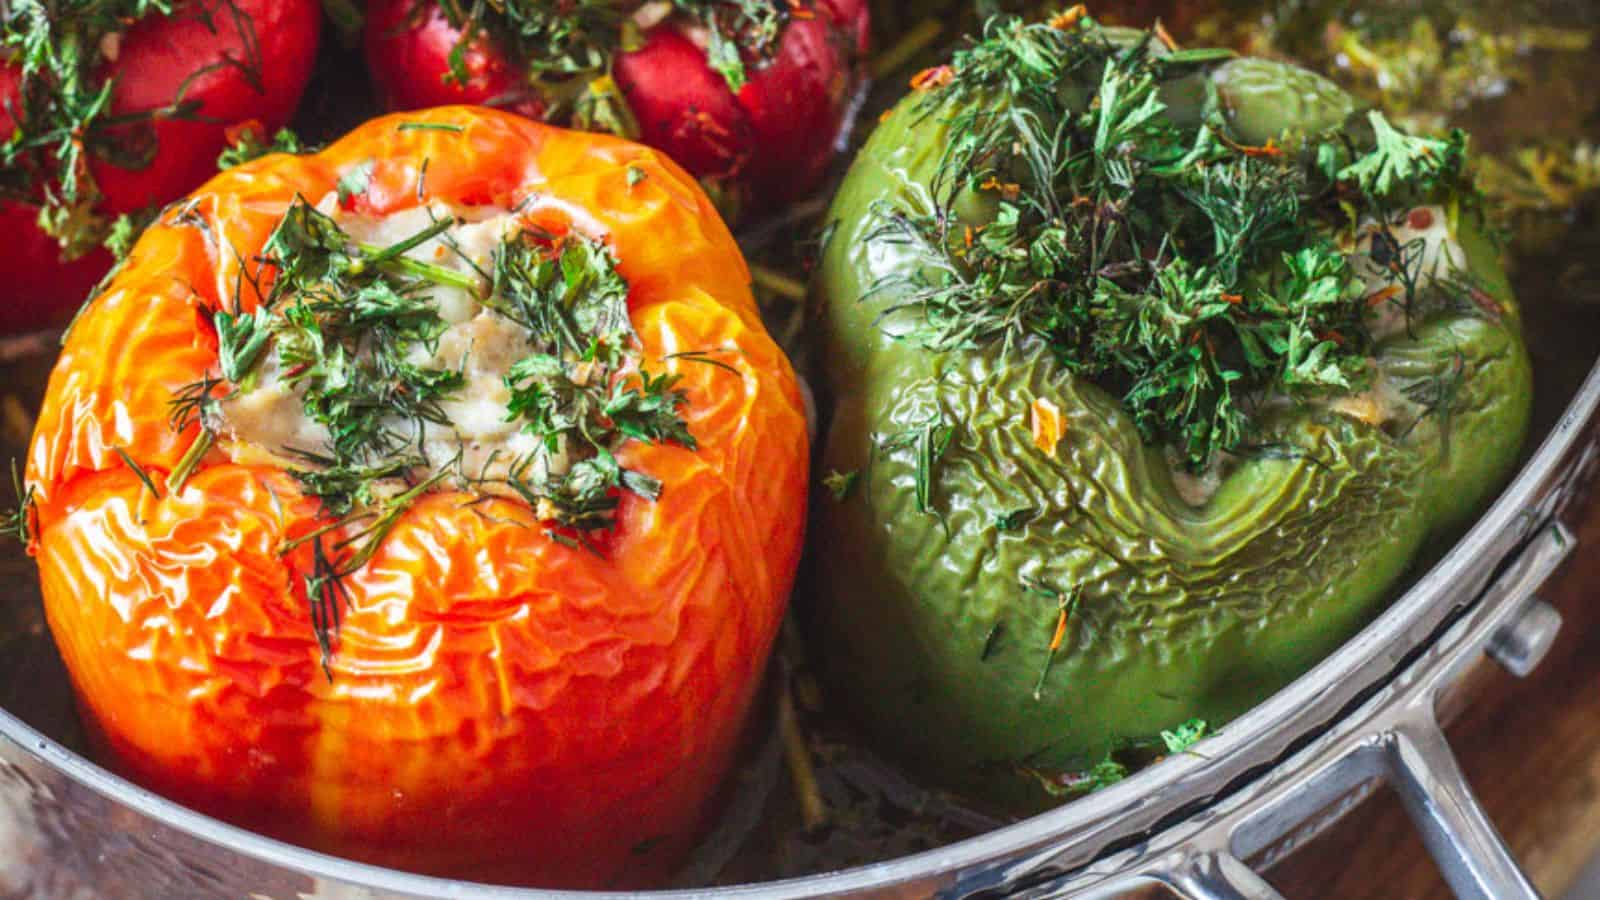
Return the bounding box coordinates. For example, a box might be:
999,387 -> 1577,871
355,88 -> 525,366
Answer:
1,328 -> 1597,898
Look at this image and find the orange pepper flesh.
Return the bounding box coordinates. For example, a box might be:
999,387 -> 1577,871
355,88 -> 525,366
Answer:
25,106 -> 809,889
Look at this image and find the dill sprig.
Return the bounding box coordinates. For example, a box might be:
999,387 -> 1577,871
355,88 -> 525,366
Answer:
1,0 -> 263,258
875,411 -> 955,516
870,15 -> 1477,468
168,197 -> 479,669
3,460 -> 36,545
495,229 -> 695,532
217,124 -> 304,170
168,193 -> 696,668
435,0 -> 794,131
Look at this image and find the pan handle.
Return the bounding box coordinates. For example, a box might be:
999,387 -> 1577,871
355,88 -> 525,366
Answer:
1013,522 -> 1571,900
1161,526 -> 1570,900
1152,707 -> 1540,900
1162,853 -> 1286,900
1385,712 -> 1538,900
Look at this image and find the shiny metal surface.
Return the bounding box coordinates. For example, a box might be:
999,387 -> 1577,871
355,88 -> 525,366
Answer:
3,304 -> 1599,896
1486,598 -> 1564,679
1009,519 -> 1576,900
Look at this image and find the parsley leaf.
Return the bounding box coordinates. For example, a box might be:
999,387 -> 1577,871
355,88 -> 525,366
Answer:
335,160 -> 375,207
1339,111 -> 1468,202
1161,718 -> 1209,755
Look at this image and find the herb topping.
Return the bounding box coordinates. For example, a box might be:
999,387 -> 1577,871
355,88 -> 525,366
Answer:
871,15 -> 1478,468
2,0 -> 264,258
172,192 -> 694,670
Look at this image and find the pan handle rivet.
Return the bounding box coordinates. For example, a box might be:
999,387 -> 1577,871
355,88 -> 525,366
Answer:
1486,598 -> 1562,678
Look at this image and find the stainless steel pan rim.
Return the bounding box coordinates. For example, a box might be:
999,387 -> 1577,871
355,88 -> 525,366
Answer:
4,357 -> 1598,899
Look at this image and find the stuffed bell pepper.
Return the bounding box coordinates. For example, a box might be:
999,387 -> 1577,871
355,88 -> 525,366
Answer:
22,105 -> 809,887
0,0 -> 321,333
810,15 -> 1532,808
364,0 -> 870,214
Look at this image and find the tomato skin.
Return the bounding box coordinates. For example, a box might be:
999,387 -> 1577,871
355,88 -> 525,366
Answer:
363,0 -> 869,210
363,0 -> 540,116
0,0 -> 321,333
27,106 -> 809,889
0,199 -> 113,333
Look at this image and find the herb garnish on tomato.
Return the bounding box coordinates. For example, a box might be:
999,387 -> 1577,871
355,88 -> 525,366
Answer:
365,0 -> 867,211
0,0 -> 320,332
437,0 -> 787,99
1,0 -> 280,255
4,0 -> 188,256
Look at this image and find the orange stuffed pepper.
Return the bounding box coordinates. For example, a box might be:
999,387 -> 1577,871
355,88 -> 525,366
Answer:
22,105 -> 808,888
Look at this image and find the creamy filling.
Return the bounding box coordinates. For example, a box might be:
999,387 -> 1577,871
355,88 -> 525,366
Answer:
220,197 -> 566,490
1169,205 -> 1467,505
1351,204 -> 1468,341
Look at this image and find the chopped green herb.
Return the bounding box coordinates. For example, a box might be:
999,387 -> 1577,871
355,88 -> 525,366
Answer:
304,533 -> 349,679
879,412 -> 955,515
662,346 -> 742,374
626,164 -> 648,186
1082,757 -> 1129,790
979,619 -> 1006,661
1023,578 -> 1080,701
1399,349 -> 1467,453
1161,718 -> 1209,755
871,16 -> 1479,469
103,212 -> 147,259
335,160 -> 375,206
823,469 -> 858,500
434,0 -> 794,127
166,429 -> 215,494
112,446 -> 160,499
3,460 -> 35,544
2,0 -> 262,259
1339,111 -> 1469,203
212,308 -> 273,382
218,125 -> 304,170
497,230 -> 694,532
1022,754 -> 1128,797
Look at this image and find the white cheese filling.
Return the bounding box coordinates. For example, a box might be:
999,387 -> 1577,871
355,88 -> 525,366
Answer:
220,197 -> 567,487
1351,204 -> 1469,341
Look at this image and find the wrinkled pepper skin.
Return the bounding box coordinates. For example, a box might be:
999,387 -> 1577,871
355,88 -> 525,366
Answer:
26,106 -> 809,887
810,58 -> 1532,808
363,0 -> 869,211
0,0 -> 321,333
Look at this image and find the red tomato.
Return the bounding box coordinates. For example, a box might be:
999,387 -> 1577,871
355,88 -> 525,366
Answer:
0,0 -> 322,333
364,0 -> 869,211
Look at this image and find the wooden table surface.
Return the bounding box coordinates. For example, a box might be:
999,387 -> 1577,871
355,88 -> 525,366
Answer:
1271,497 -> 1600,899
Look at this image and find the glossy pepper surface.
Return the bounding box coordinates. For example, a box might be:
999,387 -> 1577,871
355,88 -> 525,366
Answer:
0,0 -> 321,333
25,105 -> 809,887
809,37 -> 1532,807
363,0 -> 869,212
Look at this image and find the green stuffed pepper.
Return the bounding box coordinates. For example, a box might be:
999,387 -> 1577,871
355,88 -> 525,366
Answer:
809,15 -> 1531,809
